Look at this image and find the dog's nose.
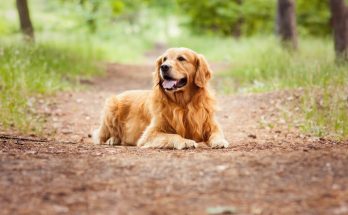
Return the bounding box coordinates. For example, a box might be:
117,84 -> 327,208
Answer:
160,64 -> 171,73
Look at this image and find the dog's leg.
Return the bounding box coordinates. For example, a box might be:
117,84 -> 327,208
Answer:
93,125 -> 121,146
93,96 -> 122,145
137,124 -> 197,149
92,123 -> 111,145
207,120 -> 229,149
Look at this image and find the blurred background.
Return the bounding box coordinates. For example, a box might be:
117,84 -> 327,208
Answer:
0,0 -> 347,139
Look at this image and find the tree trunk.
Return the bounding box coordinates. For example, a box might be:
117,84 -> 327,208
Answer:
16,0 -> 34,41
276,0 -> 298,49
329,0 -> 348,61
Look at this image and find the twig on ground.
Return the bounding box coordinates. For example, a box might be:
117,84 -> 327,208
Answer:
0,134 -> 77,145
0,134 -> 48,142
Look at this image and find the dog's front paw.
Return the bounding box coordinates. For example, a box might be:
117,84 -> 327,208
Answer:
139,135 -> 197,149
174,138 -> 197,150
210,137 -> 229,149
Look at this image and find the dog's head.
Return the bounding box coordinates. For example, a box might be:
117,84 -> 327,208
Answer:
154,48 -> 212,92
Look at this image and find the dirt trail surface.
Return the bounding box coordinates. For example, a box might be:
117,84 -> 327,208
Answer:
1,63 -> 348,215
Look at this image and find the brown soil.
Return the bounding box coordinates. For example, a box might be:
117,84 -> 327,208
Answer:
1,63 -> 348,215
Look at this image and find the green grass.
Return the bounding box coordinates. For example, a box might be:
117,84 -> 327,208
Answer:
0,39 -> 102,132
301,87 -> 348,139
170,35 -> 348,140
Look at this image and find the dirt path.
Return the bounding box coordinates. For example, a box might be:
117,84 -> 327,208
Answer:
1,63 -> 348,215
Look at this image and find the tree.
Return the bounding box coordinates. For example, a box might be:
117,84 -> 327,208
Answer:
177,0 -> 276,37
276,0 -> 298,49
16,0 -> 34,41
329,0 -> 348,61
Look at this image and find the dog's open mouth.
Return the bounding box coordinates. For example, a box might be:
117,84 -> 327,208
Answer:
162,75 -> 187,91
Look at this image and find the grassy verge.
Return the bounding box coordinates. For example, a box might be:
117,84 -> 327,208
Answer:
170,35 -> 348,140
0,39 -> 102,132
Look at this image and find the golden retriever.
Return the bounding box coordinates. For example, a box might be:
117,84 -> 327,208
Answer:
93,48 -> 229,149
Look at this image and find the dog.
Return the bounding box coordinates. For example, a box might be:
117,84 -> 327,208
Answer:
93,48 -> 229,149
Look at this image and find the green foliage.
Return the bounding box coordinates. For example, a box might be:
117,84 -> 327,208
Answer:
60,0 -> 169,33
177,0 -> 333,37
0,40 -> 102,132
0,19 -> 12,35
2,0 -> 159,63
176,0 -> 276,36
110,0 -> 144,15
46,0 -> 164,62
297,0 -> 331,36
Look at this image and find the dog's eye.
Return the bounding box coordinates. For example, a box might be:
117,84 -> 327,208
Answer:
177,56 -> 186,62
163,57 -> 167,62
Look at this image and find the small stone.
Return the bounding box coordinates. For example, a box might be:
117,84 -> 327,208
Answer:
216,165 -> 228,172
206,206 -> 236,214
62,129 -> 72,134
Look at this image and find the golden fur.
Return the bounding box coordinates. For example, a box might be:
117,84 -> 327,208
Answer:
93,48 -> 229,149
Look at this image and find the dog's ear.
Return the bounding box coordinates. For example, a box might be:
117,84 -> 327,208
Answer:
153,56 -> 162,87
194,54 -> 212,88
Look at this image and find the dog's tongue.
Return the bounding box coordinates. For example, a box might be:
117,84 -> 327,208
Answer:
162,80 -> 177,89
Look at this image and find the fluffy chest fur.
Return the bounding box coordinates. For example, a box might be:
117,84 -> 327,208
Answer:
152,88 -> 215,142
